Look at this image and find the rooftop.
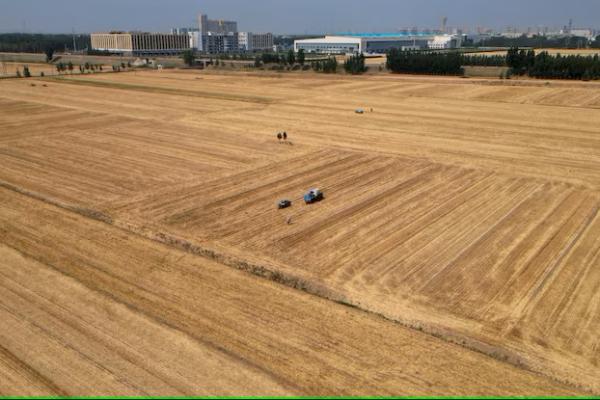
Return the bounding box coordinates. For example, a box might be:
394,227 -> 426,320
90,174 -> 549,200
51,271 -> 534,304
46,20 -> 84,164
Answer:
336,32 -> 438,38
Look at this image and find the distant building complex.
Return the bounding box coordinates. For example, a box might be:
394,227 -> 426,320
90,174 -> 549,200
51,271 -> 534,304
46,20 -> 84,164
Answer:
92,12 -> 273,54
294,33 -> 463,54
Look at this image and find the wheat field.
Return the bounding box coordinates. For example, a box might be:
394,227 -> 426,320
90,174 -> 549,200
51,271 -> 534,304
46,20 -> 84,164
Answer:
1,69 -> 600,395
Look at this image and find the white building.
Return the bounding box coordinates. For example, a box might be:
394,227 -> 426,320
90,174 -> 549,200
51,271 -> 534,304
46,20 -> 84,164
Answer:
570,29 -> 595,40
188,31 -> 202,51
294,33 -> 462,54
294,36 -> 363,54
427,35 -> 462,49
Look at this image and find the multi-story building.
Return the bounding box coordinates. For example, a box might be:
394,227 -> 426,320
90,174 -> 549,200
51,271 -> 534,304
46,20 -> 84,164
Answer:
202,32 -> 239,54
171,27 -> 199,35
238,32 -> 274,51
91,32 -> 190,55
199,14 -> 238,35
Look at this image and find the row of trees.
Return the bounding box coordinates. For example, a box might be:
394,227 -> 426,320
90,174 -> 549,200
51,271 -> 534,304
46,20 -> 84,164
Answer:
311,57 -> 338,73
506,47 -> 600,79
462,54 -> 507,67
386,47 -> 600,80
0,33 -> 90,53
506,47 -> 536,74
386,49 -> 463,75
55,61 -> 106,73
257,50 -> 306,66
344,53 -> 368,74
479,34 -> 591,49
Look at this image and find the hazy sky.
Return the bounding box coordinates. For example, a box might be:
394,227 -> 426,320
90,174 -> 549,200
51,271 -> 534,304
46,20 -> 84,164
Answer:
1,0 -> 599,34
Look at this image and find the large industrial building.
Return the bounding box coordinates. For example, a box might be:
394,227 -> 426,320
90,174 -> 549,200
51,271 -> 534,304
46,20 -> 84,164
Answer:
294,33 -> 463,54
90,32 -> 190,55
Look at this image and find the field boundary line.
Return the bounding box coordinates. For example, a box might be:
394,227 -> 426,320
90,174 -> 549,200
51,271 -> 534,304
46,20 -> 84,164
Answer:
47,76 -> 276,104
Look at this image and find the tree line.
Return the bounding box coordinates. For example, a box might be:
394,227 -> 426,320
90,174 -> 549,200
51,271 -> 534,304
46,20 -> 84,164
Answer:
507,47 -> 600,80
0,33 -> 90,53
386,47 -> 600,80
256,50 -> 306,66
311,57 -> 338,73
478,35 -> 591,49
386,50 -> 464,75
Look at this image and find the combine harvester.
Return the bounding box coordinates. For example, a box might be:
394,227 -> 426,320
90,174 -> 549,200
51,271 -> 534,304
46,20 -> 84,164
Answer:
304,188 -> 324,204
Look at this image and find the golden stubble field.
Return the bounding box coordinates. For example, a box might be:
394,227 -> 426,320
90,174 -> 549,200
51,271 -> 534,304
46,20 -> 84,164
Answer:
1,69 -> 600,395
0,62 -> 58,77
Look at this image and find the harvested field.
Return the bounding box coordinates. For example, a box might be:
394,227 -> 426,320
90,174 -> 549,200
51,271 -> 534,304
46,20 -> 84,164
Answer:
0,62 -> 62,77
0,187 -> 582,396
1,68 -> 600,395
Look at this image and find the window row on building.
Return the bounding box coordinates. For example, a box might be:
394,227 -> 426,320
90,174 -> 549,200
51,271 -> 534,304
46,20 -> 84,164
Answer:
91,33 -> 190,55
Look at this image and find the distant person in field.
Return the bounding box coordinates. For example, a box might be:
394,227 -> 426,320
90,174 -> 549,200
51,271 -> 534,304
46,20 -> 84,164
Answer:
283,132 -> 287,141
277,132 -> 282,141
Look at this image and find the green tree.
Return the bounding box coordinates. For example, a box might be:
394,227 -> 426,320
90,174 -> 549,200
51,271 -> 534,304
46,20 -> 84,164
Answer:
181,50 -> 196,67
297,49 -> 305,65
67,62 -> 74,73
254,55 -> 262,68
287,49 -> 296,65
44,47 -> 54,63
318,57 -> 338,73
344,53 -> 367,74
